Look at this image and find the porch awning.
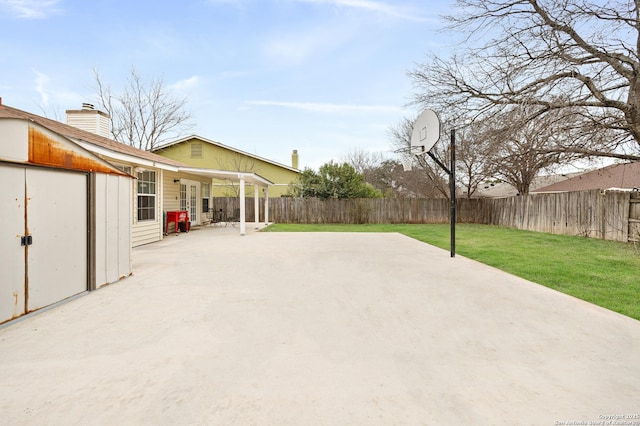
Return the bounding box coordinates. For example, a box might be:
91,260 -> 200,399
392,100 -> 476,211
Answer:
178,167 -> 273,187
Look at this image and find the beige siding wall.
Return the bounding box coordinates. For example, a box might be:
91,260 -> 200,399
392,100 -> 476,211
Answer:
162,171 -> 212,228
132,221 -> 162,247
164,171 -> 182,212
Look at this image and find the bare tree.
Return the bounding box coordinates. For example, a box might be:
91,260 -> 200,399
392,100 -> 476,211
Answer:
455,121 -> 496,199
342,148 -> 383,174
483,105 -> 583,194
93,68 -> 193,150
342,148 -> 388,191
215,152 -> 260,197
409,0 -> 640,161
35,102 -> 64,122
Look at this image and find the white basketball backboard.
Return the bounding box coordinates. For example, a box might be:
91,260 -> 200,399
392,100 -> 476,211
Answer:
411,109 -> 440,153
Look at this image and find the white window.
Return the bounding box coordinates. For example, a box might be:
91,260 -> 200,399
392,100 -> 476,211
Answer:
115,164 -> 133,174
202,183 -> 210,213
180,184 -> 187,211
137,170 -> 156,221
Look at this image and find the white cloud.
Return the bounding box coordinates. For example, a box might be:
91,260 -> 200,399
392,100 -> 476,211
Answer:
29,68 -> 85,118
207,0 -> 243,3
247,100 -> 402,114
293,0 -> 432,22
261,25 -> 351,65
169,76 -> 200,94
32,68 -> 50,107
0,0 -> 61,19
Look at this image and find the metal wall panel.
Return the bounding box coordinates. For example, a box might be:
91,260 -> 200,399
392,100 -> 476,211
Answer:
0,166 -> 27,323
26,168 -> 87,311
94,173 -> 107,287
94,174 -> 132,288
0,119 -> 29,162
118,175 -> 132,278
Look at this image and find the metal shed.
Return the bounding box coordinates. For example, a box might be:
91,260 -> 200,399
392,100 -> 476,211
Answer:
0,117 -> 132,324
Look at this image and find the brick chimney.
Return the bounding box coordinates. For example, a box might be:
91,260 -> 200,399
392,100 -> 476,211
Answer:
65,103 -> 111,138
292,149 -> 299,169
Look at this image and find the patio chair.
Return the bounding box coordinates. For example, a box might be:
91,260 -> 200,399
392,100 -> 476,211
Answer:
212,209 -> 228,227
228,208 -> 240,227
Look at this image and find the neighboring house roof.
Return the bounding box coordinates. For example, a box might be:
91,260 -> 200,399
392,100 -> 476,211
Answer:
153,134 -> 300,173
475,172 -> 583,198
0,102 -> 272,186
533,162 -> 640,193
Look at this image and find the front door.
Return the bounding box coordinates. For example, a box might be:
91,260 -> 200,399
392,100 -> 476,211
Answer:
180,180 -> 200,225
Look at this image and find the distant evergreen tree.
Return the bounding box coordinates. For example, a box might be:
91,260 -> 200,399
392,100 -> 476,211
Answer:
291,161 -> 383,199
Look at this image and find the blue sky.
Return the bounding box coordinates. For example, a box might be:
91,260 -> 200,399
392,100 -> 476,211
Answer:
0,0 -> 453,169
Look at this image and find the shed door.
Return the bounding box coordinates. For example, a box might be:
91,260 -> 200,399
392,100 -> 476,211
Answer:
0,166 -> 27,322
26,168 -> 87,310
0,165 -> 87,323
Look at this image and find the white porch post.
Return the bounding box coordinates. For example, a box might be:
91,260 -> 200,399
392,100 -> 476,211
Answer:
254,185 -> 260,229
239,176 -> 246,236
264,187 -> 269,225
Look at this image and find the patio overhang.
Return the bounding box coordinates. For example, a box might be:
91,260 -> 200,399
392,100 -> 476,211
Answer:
178,167 -> 273,236
178,167 -> 273,187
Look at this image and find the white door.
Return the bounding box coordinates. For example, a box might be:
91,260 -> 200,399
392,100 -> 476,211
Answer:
180,180 -> 200,225
0,166 -> 27,322
0,166 -> 87,323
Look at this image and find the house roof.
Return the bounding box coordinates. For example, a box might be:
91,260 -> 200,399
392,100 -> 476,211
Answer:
533,162 -> 640,193
475,172 -> 583,198
153,134 -> 300,173
0,102 -> 185,168
0,102 -> 273,186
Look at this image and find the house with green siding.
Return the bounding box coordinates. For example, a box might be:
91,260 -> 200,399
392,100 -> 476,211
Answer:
152,135 -> 301,197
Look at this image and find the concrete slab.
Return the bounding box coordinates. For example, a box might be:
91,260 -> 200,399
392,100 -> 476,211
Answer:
1,228 -> 639,425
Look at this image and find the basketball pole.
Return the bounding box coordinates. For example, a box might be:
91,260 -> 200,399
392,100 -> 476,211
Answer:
405,109 -> 455,258
425,129 -> 456,258
449,129 -> 456,258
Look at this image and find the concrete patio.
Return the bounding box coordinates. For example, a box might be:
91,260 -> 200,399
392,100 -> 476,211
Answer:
1,226 -> 639,425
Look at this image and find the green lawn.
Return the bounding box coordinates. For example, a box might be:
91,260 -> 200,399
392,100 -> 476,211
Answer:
263,223 -> 640,321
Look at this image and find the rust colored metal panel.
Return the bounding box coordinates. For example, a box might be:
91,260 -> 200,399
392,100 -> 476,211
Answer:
28,126 -> 125,175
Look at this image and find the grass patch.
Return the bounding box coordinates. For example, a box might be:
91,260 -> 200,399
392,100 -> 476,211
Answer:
264,223 -> 640,321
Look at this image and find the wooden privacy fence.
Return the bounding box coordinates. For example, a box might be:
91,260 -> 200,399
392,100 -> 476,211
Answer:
630,192 -> 640,243
212,189 -> 638,242
487,190 -> 633,242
